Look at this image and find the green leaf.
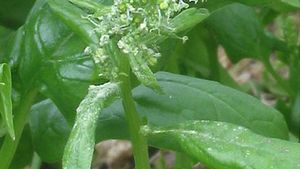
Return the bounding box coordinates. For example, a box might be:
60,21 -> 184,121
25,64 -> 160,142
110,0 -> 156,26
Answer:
8,126 -> 34,169
281,0 -> 300,8
63,82 -> 120,169
170,8 -> 210,33
142,120 -> 300,169
205,3 -> 272,62
128,54 -> 161,92
97,72 -> 289,141
0,63 -> 15,139
47,0 -> 99,45
30,71 -> 289,162
29,99 -> 71,163
9,0 -> 99,123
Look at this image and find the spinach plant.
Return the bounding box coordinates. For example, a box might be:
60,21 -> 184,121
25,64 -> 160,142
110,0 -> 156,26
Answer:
0,0 -> 299,169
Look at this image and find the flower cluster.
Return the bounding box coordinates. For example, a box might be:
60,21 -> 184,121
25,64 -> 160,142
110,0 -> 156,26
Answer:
84,0 -> 202,81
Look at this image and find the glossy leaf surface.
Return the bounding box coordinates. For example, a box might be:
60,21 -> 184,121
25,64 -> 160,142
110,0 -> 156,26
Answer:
10,0 -> 99,123
142,120 -> 300,169
30,71 -> 289,162
97,72 -> 289,141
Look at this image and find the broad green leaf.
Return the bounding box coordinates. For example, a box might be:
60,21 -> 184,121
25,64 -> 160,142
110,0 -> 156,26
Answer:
9,126 -> 34,169
30,71 -> 289,162
29,99 -> 71,163
0,63 -> 15,139
63,83 -> 120,169
205,3 -> 272,62
97,72 -> 288,141
7,0 -> 100,123
142,120 -> 300,169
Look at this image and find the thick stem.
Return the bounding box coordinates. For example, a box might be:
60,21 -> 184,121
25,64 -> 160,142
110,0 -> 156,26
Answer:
111,44 -> 150,168
0,90 -> 37,169
106,39 -> 150,169
119,71 -> 151,169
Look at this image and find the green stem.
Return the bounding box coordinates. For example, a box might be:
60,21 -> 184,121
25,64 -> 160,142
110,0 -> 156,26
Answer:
111,45 -> 150,169
31,152 -> 42,169
118,71 -> 151,169
105,39 -> 150,169
0,90 -> 37,169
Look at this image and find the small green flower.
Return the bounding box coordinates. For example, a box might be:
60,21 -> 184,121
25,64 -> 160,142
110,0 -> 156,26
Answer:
78,0 -> 206,90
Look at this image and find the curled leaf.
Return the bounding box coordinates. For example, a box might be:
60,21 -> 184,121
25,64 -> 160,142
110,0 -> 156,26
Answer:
171,8 -> 210,33
63,82 -> 120,169
128,54 -> 161,93
0,63 -> 15,140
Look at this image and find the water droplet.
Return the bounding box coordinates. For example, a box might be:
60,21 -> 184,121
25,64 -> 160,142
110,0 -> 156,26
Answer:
266,139 -> 272,144
168,95 -> 173,99
238,126 -> 244,130
200,120 -> 210,123
207,147 -> 212,151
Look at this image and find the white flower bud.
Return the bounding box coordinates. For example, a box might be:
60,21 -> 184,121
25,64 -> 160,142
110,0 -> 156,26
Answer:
99,35 -> 110,46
